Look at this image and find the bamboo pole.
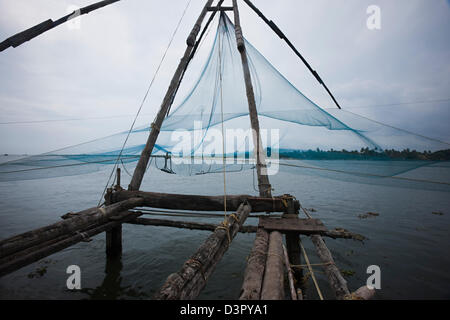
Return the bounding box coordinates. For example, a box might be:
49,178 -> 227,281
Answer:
0,198 -> 144,259
232,0 -> 272,198
128,0 -> 214,191
239,227 -> 269,300
260,231 -> 285,300
154,202 -> 252,300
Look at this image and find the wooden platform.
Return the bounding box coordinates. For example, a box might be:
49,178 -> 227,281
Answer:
258,217 -> 327,233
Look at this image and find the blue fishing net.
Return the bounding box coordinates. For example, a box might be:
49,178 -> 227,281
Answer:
1,13 -> 449,192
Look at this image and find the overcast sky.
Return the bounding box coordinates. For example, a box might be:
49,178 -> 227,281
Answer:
0,0 -> 449,154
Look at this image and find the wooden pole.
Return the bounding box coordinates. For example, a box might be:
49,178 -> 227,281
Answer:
0,198 -> 144,259
128,0 -> 214,191
154,202 -> 252,300
310,234 -> 350,300
232,0 -> 272,198
301,207 -> 351,299
105,188 -> 122,258
0,0 -> 121,52
0,212 -> 142,278
239,227 -> 269,300
260,231 -> 285,300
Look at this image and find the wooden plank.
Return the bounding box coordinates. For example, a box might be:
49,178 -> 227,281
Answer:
259,217 -> 327,233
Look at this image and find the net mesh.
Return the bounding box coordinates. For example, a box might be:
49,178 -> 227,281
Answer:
1,13 -> 449,192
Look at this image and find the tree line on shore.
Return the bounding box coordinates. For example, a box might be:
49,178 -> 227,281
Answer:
278,148 -> 450,161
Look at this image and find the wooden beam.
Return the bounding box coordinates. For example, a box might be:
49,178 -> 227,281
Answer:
128,0 -> 214,191
239,227 -> 269,300
0,212 -> 141,278
111,190 -> 294,212
232,0 -> 272,198
154,202 -> 252,300
0,198 -> 144,259
260,231 -> 285,299
207,6 -> 234,11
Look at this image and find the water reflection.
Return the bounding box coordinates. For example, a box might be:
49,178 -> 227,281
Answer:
80,257 -> 149,300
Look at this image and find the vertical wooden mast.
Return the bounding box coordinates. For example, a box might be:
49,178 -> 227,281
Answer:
128,0 -> 214,191
232,0 -> 272,198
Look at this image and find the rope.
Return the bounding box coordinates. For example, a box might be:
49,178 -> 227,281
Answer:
97,0 -> 192,207
215,221 -> 231,245
299,239 -> 324,300
217,19 -> 228,221
186,258 -> 206,281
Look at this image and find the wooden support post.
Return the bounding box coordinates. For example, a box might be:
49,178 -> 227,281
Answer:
282,196 -> 303,292
239,227 -> 269,300
105,188 -> 122,258
128,0 -> 214,191
154,202 -> 252,300
116,167 -> 121,188
232,0 -> 272,198
260,231 -> 285,300
106,225 -> 122,258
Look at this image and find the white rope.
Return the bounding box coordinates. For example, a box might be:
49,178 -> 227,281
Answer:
218,16 -> 227,217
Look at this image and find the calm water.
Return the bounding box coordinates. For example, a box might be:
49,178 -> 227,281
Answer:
0,156 -> 449,299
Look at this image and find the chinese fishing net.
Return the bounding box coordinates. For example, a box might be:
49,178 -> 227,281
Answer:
1,13 -> 449,192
